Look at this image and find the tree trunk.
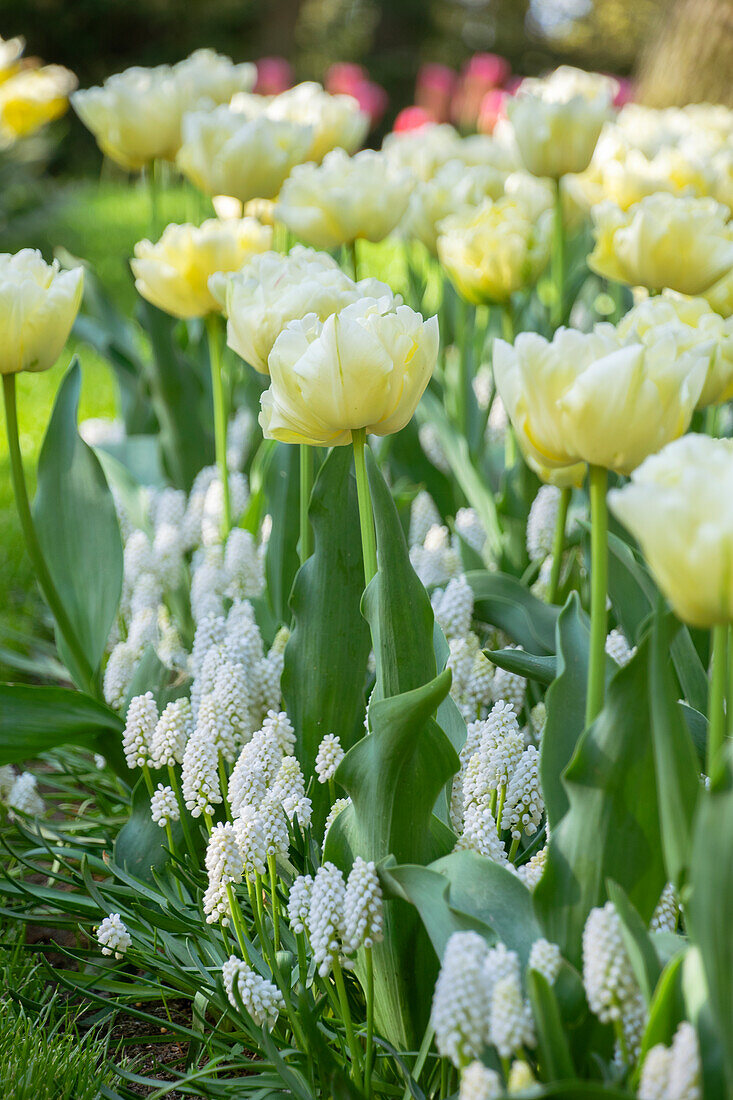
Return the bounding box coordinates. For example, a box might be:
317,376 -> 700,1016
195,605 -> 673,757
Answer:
636,0 -> 733,107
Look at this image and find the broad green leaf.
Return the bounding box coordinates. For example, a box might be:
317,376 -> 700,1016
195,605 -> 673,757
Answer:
325,672 -> 458,1048
363,448 -> 437,705
33,361 -> 123,688
541,594 -> 591,829
264,442 -> 301,626
649,612 -> 701,890
0,683 -> 126,776
534,638 -> 666,968
486,647 -> 556,685
687,764 -> 733,1093
113,776 -> 186,881
434,623 -> 467,824
527,969 -> 576,1081
138,300 -> 214,490
680,703 -> 707,767
606,880 -> 661,1004
466,570 -> 559,654
282,448 -> 371,831
683,946 -> 728,1100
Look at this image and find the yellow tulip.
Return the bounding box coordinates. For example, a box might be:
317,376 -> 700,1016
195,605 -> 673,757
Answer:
493,324 -> 708,475
132,218 -> 272,320
437,194 -> 551,305
507,66 -> 615,179
259,298 -> 439,446
0,250 -> 83,375
609,434 -> 733,627
588,194 -> 733,296
617,290 -> 733,407
0,65 -> 77,140
275,148 -> 413,250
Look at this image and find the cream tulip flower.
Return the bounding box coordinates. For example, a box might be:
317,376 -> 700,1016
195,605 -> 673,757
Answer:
402,160 -> 507,254
209,246 -> 392,373
259,298 -> 439,446
588,194 -> 733,296
73,51 -> 254,170
493,324 -> 708,475
381,123 -> 466,182
132,218 -> 272,320
275,149 -> 413,250
0,250 -> 83,375
265,81 -> 369,163
617,291 -> 733,407
177,106 -> 313,203
437,194 -> 552,305
507,66 -> 616,179
609,434 -> 733,628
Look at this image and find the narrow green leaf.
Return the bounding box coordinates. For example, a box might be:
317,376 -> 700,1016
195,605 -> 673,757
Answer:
606,880 -> 661,1005
638,951 -> 686,1064
282,448 -> 371,831
527,969 -> 576,1081
649,612 -> 701,889
264,442 -> 301,625
33,360 -> 123,685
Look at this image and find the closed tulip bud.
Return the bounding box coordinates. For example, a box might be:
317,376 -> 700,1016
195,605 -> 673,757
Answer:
507,66 -> 616,179
176,105 -> 313,203
589,194 -> 733,296
275,148 -> 413,250
259,297 -> 439,446
73,51 -> 255,170
617,291 -> 733,407
0,250 -> 83,375
209,246 -> 392,373
493,324 -> 708,475
609,434 -> 733,628
437,195 -> 551,305
132,218 -> 272,320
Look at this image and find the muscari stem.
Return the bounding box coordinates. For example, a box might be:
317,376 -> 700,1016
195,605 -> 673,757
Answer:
205,314 -> 231,538
168,764 -> 197,861
352,427 -> 378,587
547,486 -> 571,605
3,374 -> 97,696
551,176 -> 565,330
365,945 -> 375,1096
299,443 -> 313,565
332,957 -> 363,1088
708,623 -> 729,781
585,465 -> 608,726
267,853 -> 280,951
226,884 -> 252,965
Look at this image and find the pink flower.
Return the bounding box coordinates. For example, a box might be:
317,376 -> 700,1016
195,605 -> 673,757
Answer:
416,63 -> 456,123
393,105 -> 437,132
326,62 -> 369,96
464,53 -> 511,88
477,88 -> 509,133
351,79 -> 388,127
255,57 -> 293,96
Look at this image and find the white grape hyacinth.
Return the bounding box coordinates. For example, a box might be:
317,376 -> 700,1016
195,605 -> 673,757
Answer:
526,484 -> 561,563
582,901 -> 641,1024
203,822 -> 244,925
308,862 -> 348,978
528,938 -> 562,985
6,772 -> 45,818
639,1021 -> 701,1100
432,574 -> 475,641
344,857 -> 384,953
122,692 -> 158,769
150,784 -> 180,828
221,955 -> 285,1030
488,974 -> 535,1059
97,913 -> 131,958
431,931 -> 490,1068
315,733 -> 345,784
605,628 -> 637,667
288,873 -> 314,936
150,697 -> 192,768
181,728 -> 222,818
459,1062 -> 503,1100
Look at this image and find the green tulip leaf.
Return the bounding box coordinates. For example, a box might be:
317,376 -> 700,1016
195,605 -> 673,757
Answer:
33,360 -> 123,688
264,442 -> 301,626
527,969 -> 576,1082
465,569 -> 559,655
282,447 -> 371,831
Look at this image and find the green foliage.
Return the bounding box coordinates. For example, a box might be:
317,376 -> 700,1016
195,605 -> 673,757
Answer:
282,447 -> 371,830
33,360 -> 123,690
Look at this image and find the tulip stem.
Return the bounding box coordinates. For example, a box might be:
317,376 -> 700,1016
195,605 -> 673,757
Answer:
551,177 -> 565,330
349,238 -> 359,281
2,374 -> 97,696
708,623 -> 729,781
206,314 -> 231,538
547,486 -> 571,604
352,427 -> 378,586
585,465 -> 608,726
501,303 -> 514,343
299,444 -> 313,564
